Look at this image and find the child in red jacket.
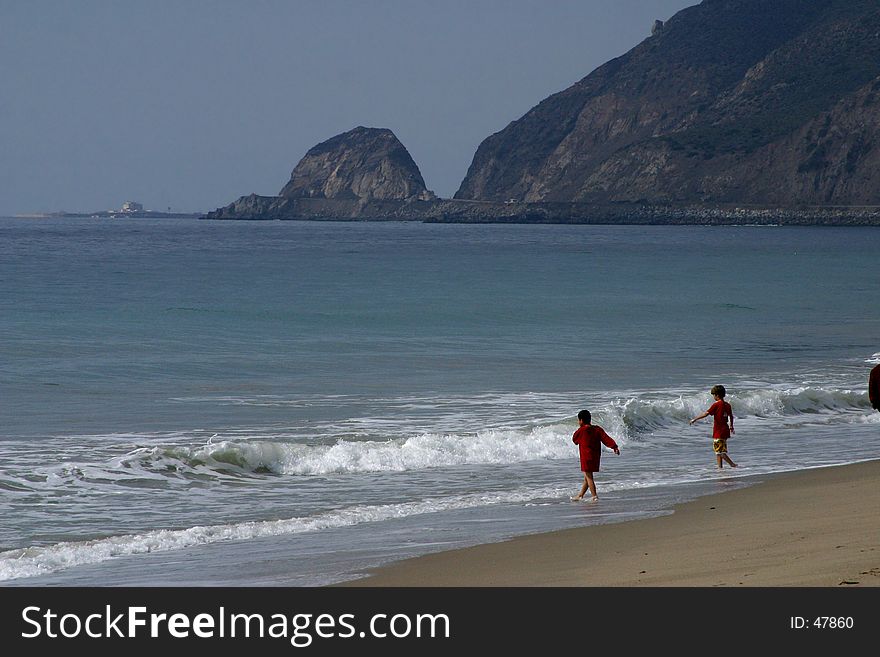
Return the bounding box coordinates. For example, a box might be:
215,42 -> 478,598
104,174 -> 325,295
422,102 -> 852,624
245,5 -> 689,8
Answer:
571,409 -> 620,502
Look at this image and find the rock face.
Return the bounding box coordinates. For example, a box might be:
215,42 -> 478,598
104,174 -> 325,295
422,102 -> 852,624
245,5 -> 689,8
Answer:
206,126 -> 435,219
279,126 -> 435,202
455,0 -> 880,206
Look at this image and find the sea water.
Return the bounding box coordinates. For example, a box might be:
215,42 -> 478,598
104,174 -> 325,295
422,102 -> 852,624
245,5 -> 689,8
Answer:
0,217 -> 878,585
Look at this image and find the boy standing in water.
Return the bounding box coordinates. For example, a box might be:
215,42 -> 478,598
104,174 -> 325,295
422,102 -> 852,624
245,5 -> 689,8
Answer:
571,409 -> 620,502
690,384 -> 737,468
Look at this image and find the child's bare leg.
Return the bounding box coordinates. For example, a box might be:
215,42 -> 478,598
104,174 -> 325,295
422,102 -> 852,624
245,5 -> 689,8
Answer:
722,454 -> 737,467
585,472 -> 598,500
716,454 -> 723,469
572,474 -> 589,500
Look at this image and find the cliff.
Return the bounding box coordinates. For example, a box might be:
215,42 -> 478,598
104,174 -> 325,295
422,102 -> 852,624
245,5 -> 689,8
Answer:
455,0 -> 880,206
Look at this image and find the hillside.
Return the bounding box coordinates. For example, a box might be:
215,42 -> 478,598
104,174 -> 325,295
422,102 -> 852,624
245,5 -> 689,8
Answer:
454,0 -> 880,206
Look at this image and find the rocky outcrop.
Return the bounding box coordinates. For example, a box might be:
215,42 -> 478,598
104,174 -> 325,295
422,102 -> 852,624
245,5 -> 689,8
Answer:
455,0 -> 880,206
214,193 -> 276,218
279,126 -> 435,202
205,195 -> 437,221
206,126 -> 435,220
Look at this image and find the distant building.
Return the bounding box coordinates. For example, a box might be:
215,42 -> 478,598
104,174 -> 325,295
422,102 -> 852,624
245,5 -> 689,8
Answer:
120,201 -> 143,213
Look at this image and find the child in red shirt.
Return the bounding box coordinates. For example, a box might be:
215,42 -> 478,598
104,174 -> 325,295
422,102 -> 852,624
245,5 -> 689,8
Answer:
571,409 -> 620,502
690,384 -> 737,469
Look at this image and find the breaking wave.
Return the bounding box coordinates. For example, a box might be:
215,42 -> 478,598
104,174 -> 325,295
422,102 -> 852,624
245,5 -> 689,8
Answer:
597,385 -> 872,439
31,384 -> 872,482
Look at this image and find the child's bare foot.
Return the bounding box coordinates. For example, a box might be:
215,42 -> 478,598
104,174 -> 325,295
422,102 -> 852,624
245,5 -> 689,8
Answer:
570,495 -> 582,501
588,496 -> 599,503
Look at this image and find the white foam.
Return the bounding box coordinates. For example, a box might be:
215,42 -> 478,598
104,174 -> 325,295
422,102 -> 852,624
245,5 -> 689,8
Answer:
151,424 -> 577,476
595,385 -> 871,441
0,485 -> 570,581
23,384 -> 873,485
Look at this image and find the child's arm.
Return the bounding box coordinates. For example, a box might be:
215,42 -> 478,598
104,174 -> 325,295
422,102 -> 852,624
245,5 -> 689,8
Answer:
599,430 -> 621,455
689,411 -> 709,425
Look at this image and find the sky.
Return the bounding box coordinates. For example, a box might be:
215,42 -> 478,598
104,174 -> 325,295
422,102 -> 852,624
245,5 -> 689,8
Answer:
0,0 -> 694,215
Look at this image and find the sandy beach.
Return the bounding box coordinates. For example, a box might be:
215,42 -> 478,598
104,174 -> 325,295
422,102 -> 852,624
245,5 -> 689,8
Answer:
341,460 -> 880,587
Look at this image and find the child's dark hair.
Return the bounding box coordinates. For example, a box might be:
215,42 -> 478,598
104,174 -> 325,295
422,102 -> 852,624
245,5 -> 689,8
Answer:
577,409 -> 591,423
710,385 -> 726,398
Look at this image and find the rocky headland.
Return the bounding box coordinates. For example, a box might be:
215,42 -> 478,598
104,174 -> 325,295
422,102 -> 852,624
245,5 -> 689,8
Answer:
206,126 -> 436,221
205,0 -> 880,226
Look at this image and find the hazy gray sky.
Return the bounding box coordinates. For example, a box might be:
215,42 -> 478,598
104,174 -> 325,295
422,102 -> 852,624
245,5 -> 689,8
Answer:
1,0 -> 693,215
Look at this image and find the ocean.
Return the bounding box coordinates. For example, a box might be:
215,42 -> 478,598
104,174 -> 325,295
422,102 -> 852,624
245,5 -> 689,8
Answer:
1,216 -> 878,586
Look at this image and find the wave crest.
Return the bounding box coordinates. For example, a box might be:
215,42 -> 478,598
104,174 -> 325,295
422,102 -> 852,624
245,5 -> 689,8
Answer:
592,386 -> 870,440
132,426 -> 576,477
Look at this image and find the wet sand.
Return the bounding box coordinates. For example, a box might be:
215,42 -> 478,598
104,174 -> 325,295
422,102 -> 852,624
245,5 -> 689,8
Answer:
340,460 -> 880,586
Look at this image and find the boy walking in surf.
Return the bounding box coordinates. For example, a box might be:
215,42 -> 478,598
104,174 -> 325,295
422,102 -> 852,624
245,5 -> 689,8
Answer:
571,409 -> 620,502
690,384 -> 737,468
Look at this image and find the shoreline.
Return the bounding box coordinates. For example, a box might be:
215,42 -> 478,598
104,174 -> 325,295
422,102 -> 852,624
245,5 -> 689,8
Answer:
339,459 -> 880,587
204,196 -> 880,225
